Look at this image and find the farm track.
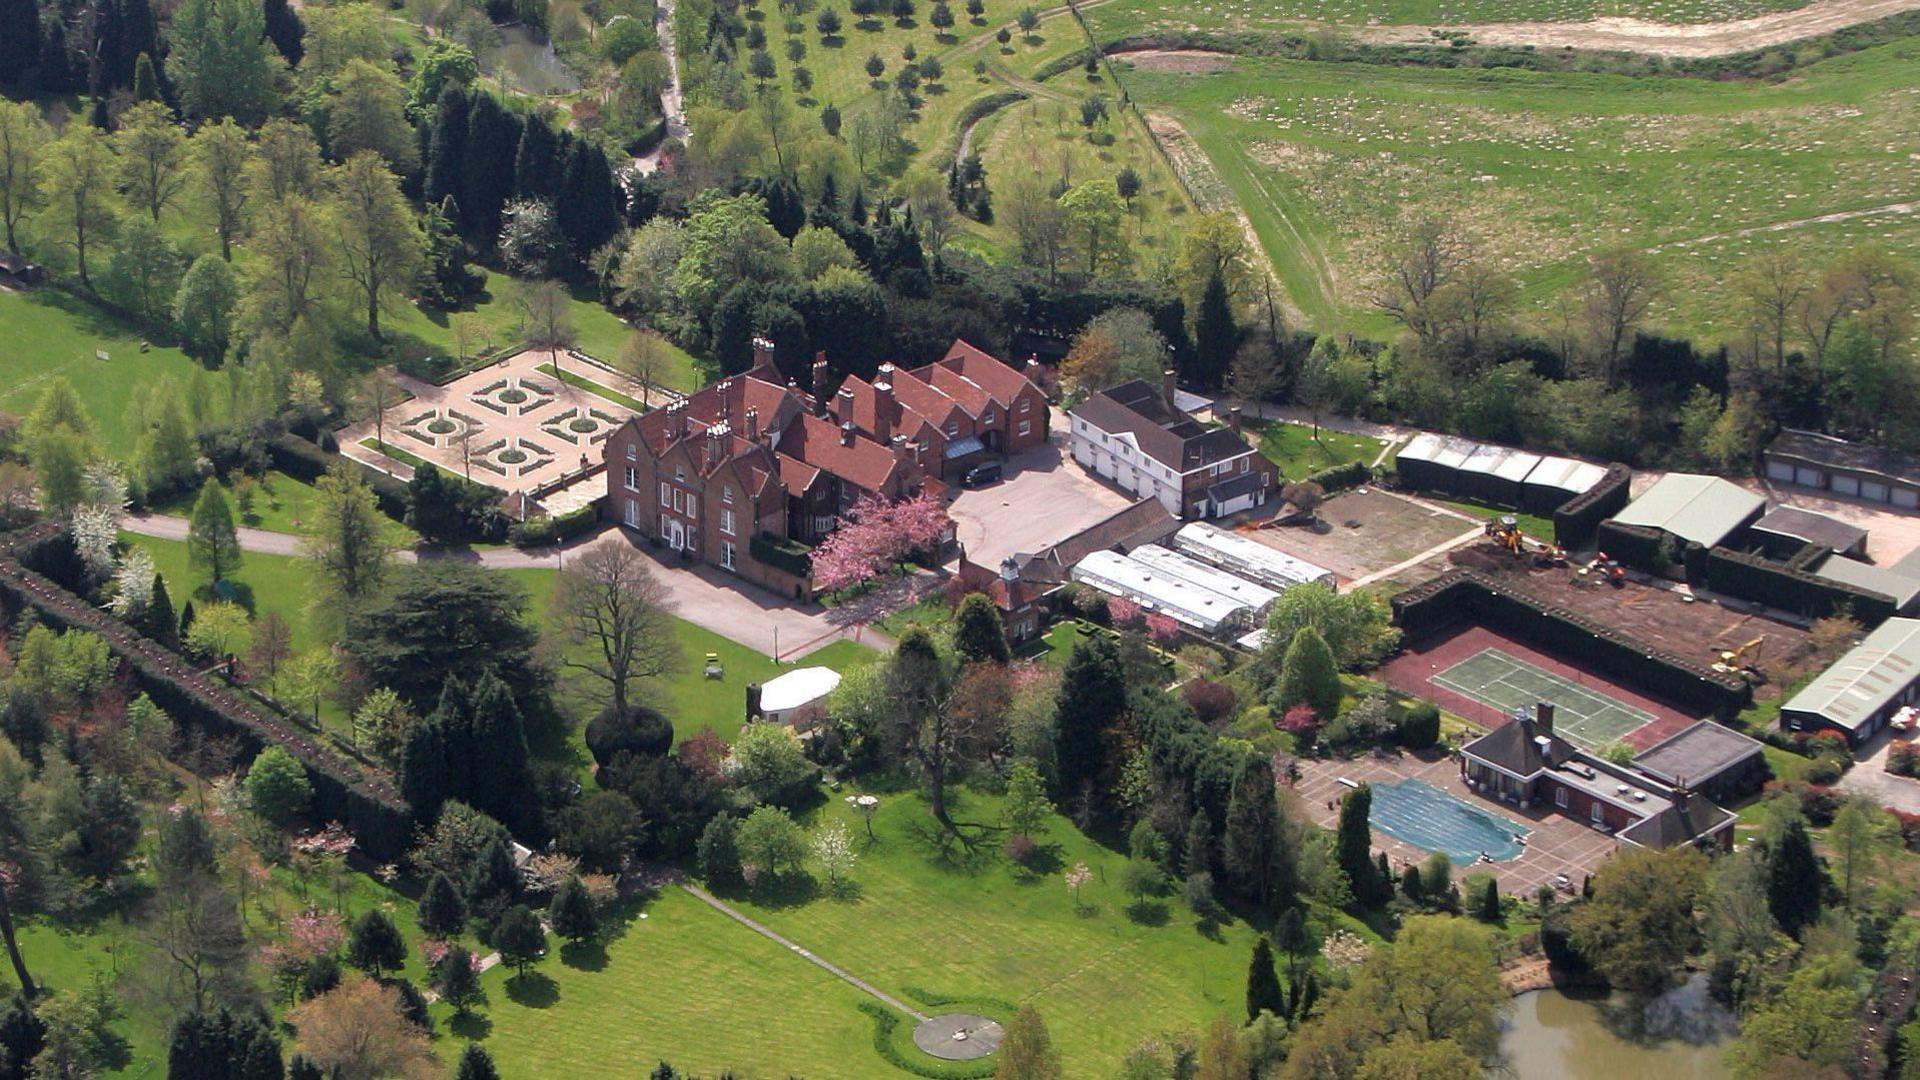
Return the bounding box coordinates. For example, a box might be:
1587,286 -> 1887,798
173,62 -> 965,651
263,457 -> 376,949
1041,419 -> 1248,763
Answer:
1645,198 -> 1920,252
1316,0 -> 1920,57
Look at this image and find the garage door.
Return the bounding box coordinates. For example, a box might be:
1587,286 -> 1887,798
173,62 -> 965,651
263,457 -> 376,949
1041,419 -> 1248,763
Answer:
1767,461 -> 1795,482
1796,466 -> 1824,487
1864,481 -> 1889,502
1833,475 -> 1860,497
1896,488 -> 1919,510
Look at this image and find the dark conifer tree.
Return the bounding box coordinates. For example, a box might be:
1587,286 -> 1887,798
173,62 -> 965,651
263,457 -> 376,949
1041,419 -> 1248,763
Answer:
1052,634 -> 1124,804
1768,818 -> 1824,937
288,1057 -> 324,1080
39,18 -> 81,95
131,52 -> 160,102
464,836 -> 520,914
455,1044 -> 502,1080
463,670 -> 533,829
346,910 -> 407,978
424,87 -> 472,220
514,118 -> 562,202
0,993 -> 47,1080
461,94 -> 522,242
400,715 -> 451,821
115,0 -> 158,91
263,0 -> 305,66
1222,765 -> 1294,915
1245,936 -> 1284,1022
1336,784 -> 1380,906
1478,876 -> 1502,922
145,574 -> 179,649
178,598 -> 197,639
85,0 -> 125,97
0,0 -> 43,89
1192,270 -> 1238,390
418,871 -> 467,938
555,140 -> 621,263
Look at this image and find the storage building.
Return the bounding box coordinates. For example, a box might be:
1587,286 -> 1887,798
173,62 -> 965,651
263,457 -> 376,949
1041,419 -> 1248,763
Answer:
1780,617 -> 1920,747
1520,456 -> 1612,516
1611,473 -> 1767,550
1172,521 -> 1337,592
1813,555 -> 1920,616
1395,433 -> 1481,493
1126,544 -> 1281,617
1766,429 -> 1920,509
1749,506 -> 1869,560
1070,549 -> 1256,634
1457,445 -> 1542,507
1396,433 -> 1610,515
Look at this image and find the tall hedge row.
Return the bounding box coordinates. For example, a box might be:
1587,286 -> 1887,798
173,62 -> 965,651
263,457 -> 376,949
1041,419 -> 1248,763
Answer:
1704,546 -> 1898,625
1391,569 -> 1751,717
1551,464 -> 1631,548
268,434 -> 411,520
1593,520 -> 1669,572
0,526 -> 414,858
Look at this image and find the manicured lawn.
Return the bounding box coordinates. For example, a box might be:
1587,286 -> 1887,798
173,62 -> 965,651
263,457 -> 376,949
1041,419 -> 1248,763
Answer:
1250,419 -> 1385,482
132,535 -> 332,657
446,888 -> 887,1077
383,272 -> 703,393
872,592 -> 952,639
151,470 -> 420,545
0,288 -> 215,458
1040,618 -> 1091,670
452,786 -> 1377,1077
1084,0 -> 1808,30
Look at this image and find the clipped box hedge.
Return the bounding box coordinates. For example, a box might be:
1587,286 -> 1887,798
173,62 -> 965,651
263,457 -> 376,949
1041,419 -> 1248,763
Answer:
1704,545 -> 1898,625
1552,464 -> 1631,549
1593,519 -> 1670,573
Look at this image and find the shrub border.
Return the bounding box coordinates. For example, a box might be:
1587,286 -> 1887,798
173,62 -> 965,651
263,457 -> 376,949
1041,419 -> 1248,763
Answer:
857,1001 -> 999,1080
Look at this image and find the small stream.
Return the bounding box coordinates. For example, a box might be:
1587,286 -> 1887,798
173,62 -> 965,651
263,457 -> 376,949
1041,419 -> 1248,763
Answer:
1500,974 -> 1738,1079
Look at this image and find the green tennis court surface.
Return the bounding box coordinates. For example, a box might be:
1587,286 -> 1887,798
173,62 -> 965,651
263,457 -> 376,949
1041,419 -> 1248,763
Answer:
1369,778 -> 1528,863
1432,647 -> 1652,748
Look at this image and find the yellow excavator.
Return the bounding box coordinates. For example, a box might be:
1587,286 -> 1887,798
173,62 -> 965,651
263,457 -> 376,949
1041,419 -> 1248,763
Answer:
1712,637 -> 1766,680
1485,515 -> 1566,567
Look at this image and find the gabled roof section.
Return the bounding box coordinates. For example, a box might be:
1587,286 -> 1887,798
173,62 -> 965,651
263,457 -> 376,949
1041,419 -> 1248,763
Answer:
779,413 -> 903,495
840,374 -> 939,440
1784,617 -> 1920,729
1073,380 -> 1255,473
920,363 -> 997,417
1612,473 -> 1766,548
936,339 -> 1041,407
1461,721 -> 1579,779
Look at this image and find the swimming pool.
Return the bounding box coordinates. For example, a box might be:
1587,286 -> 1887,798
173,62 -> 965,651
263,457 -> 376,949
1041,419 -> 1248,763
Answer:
1367,778 -> 1529,863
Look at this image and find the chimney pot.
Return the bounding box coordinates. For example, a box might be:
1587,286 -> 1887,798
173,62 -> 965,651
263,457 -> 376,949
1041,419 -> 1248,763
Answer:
835,387 -> 856,425
751,337 -> 775,371
1163,369 -> 1178,411
840,421 -> 856,447
1229,404 -> 1243,436
747,407 -> 760,442
1000,557 -> 1019,583
874,381 -> 896,443
812,354 -> 830,415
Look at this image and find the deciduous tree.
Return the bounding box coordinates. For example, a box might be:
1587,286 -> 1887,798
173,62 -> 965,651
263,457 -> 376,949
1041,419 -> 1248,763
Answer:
0,102 -> 49,254
549,541 -> 682,720
41,127 -> 117,288
288,977 -> 435,1080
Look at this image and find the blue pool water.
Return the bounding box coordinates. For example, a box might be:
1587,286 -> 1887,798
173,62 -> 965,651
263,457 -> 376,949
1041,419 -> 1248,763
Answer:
1367,778 -> 1529,863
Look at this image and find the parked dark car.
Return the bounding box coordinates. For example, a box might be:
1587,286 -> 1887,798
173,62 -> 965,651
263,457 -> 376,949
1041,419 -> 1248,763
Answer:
962,461 -> 1003,487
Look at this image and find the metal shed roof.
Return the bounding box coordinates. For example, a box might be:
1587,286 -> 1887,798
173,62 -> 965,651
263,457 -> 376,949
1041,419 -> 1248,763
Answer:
1070,549 -> 1251,632
1397,433 -> 1480,470
1523,456 -> 1609,496
1127,544 -> 1282,611
1173,521 -> 1337,590
1783,617 -> 1920,729
1752,506 -> 1869,554
1492,450 -> 1545,484
1814,555 -> 1920,612
1457,444 -> 1516,478
1612,473 -> 1766,548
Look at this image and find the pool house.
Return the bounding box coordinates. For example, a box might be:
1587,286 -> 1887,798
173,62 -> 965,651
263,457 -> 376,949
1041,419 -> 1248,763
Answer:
1459,704 -> 1748,851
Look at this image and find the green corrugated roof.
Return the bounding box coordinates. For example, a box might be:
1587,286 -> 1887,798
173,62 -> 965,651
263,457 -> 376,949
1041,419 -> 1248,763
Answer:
1783,617 -> 1920,729
1613,473 -> 1766,548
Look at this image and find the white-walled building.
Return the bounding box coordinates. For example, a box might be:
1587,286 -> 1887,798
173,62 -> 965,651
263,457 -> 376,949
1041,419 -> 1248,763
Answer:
1069,375 -> 1277,520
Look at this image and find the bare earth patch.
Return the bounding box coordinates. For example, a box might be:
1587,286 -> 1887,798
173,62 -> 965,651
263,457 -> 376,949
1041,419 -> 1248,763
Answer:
1347,0 -> 1920,56
1116,48 -> 1237,73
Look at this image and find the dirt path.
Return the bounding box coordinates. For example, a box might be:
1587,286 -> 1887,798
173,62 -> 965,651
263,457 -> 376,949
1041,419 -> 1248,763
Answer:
1343,0 -> 1920,57
679,883 -> 931,1021
1646,199 -> 1920,253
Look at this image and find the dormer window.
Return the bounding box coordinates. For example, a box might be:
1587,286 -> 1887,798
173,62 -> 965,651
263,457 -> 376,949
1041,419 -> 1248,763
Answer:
723,486 -> 734,504
626,444 -> 638,460
675,467 -> 685,483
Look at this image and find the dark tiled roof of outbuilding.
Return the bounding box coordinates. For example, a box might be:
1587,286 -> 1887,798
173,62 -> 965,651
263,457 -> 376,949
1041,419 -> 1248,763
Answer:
1073,380 -> 1253,472
1768,428 -> 1920,485
1631,721 -> 1764,788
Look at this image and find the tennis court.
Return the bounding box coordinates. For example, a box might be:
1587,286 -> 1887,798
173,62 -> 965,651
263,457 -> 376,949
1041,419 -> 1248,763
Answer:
1368,778 -> 1529,863
1432,647 -> 1653,748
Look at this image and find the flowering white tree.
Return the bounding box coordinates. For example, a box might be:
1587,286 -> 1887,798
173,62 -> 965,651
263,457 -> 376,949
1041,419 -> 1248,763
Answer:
1066,862 -> 1093,910
813,822 -> 858,892
109,545 -> 156,618
810,492 -> 952,594
71,461 -> 130,580
1320,929 -> 1372,971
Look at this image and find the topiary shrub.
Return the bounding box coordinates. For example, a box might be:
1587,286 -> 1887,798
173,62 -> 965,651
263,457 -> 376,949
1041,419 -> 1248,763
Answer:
1395,700 -> 1441,749
585,705 -> 675,765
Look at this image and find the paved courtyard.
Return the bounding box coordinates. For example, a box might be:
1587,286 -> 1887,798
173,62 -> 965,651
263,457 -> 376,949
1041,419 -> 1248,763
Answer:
947,415 -> 1136,566
339,348 -> 654,497
1291,750 -> 1621,898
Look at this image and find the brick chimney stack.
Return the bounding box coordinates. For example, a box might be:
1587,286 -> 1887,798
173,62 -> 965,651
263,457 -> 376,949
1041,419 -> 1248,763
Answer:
835,387 -> 856,426
812,352 -> 830,415
746,407 -> 760,443
751,336 -> 775,371
1535,702 -> 1555,735
1229,405 -> 1243,435
840,421 -> 857,447
874,373 -> 896,443
1163,369 -> 1178,411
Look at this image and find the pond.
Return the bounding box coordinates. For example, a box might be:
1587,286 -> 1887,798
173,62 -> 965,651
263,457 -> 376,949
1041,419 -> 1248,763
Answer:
1500,974 -> 1737,1079
483,25 -> 582,96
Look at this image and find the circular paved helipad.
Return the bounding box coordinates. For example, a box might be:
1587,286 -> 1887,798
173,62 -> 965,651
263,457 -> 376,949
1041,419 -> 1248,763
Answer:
912,1014 -> 1005,1061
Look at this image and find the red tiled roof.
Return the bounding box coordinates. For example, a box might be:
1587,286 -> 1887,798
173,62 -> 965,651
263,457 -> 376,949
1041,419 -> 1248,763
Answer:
777,453 -> 822,493
779,414 -> 903,495
938,339 -> 1040,408
919,364 -> 996,417
885,369 -> 968,430
957,559 -> 1046,612
634,367 -> 803,456
840,374 -> 940,442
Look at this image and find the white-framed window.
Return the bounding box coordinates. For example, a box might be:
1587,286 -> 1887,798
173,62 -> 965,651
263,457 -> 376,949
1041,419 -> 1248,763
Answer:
721,542 -> 736,571
1018,420 -> 1032,436
722,485 -> 734,504
625,498 -> 640,527
686,496 -> 698,520
1239,457 -> 1249,473
721,508 -> 735,536
1590,801 -> 1604,823
686,528 -> 698,550
673,489 -> 684,512
1554,787 -> 1568,809
674,466 -> 685,483
659,513 -> 669,535
625,467 -> 639,491
983,408 -> 994,424
659,482 -> 671,506
625,443 -> 638,460
1020,399 -> 1031,413
946,422 -> 960,437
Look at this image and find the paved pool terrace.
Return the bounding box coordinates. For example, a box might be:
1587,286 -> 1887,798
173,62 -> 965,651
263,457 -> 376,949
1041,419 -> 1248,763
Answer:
1291,750 -> 1622,899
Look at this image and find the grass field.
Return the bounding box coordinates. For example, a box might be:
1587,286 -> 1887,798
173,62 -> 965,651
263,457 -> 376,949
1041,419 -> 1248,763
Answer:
1433,498 -> 1555,542
1112,40 -> 1920,340
1249,419 -> 1385,481
1080,0 -> 1811,31
0,288 -> 215,458
454,785 -> 1373,1076
149,470 -> 421,545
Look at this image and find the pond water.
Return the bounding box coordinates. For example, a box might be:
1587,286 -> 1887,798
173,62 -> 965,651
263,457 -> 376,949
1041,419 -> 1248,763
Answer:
1500,974 -> 1737,1079
483,25 -> 582,96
